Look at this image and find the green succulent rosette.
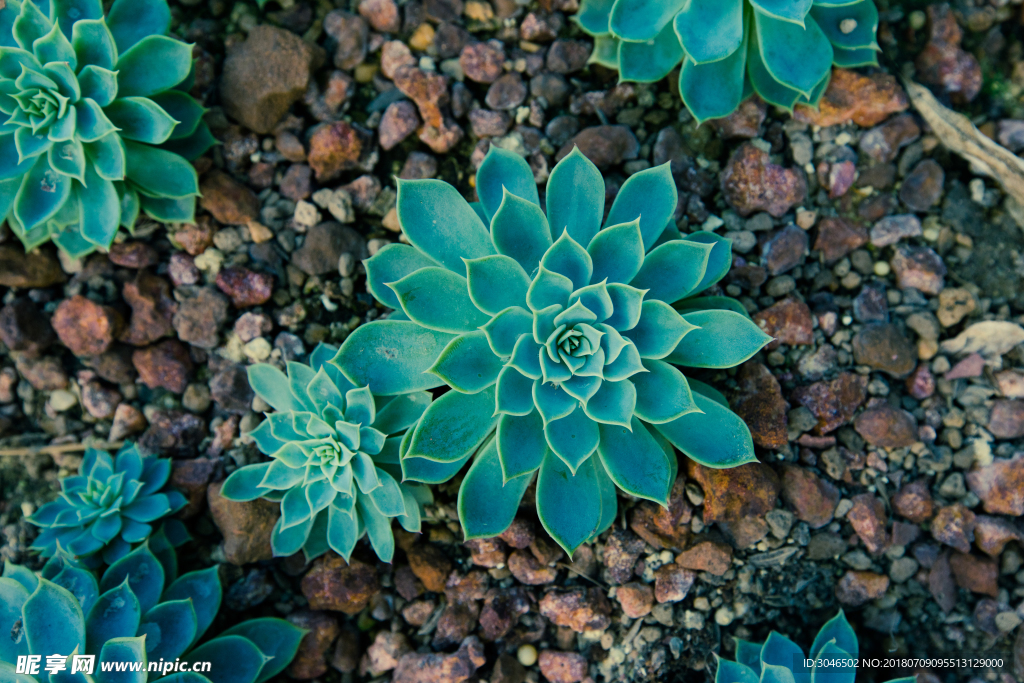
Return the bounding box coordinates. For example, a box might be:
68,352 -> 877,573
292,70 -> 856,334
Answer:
219,343 -> 434,563
0,0 -> 215,257
332,147 -> 772,555
576,0 -> 880,123
0,545 -> 303,683
717,611 -> 915,683
29,443 -> 188,565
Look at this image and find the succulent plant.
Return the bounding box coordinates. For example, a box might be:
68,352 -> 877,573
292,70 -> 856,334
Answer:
29,442 -> 188,565
716,611 -> 915,683
0,0 -> 214,257
219,342 -> 434,563
575,0 -> 880,123
0,544 -> 303,683
332,146 -> 772,555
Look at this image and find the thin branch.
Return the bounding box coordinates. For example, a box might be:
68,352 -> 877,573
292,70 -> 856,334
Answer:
0,441 -> 125,458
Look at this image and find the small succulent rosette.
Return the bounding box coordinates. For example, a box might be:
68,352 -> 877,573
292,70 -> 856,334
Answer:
0,544 -> 303,683
717,611 -> 916,683
0,0 -> 214,257
575,0 -> 880,122
220,342 -> 434,563
333,146 -> 773,555
29,443 -> 187,565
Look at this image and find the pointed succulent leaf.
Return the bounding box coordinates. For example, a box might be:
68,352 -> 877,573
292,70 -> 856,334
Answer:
574,0 -> 614,35
632,359 -> 699,423
13,1 -> 51,52
750,0 -> 813,23
761,631 -> 807,676
86,580 -> 141,653
105,0 -> 171,54
428,331 -> 503,393
100,544 -> 164,613
396,178 -> 495,275
587,219 -> 644,285
344,385 -> 375,425
483,306 -> 532,357
674,0 -> 743,63
247,364 -> 299,412
371,391 -> 431,434
544,404 -> 600,473
406,386 -> 498,463
97,637 -> 148,683
364,243 -> 438,310
14,155 -> 71,230
810,1 -> 878,50
465,254 -> 530,315
685,231 -> 732,294
368,468 -> 406,517
536,451 -> 603,556
532,380 -> 576,424
220,462 -> 271,501
495,366 -> 535,415
34,21 -> 77,70
676,295 -> 751,318
754,8 -> 832,97
115,35 -> 193,98
496,410 -> 547,481
23,578 -> 85,658
618,23 -> 684,85
609,0 -> 687,42
270,515 -> 313,556
220,618 -> 306,683
589,34 -> 620,68
182,636 -> 267,683
811,611 -> 858,660
810,640 -> 854,683
75,98 -> 116,141
542,229 -> 593,291
459,438 -> 532,539
582,379 -> 636,428
667,310 -> 771,368
526,268 -> 573,312
78,164 -> 119,247
735,639 -> 764,673
490,188 -> 552,274
357,496 -> 395,562
123,140 -> 198,198
72,19 -> 117,71
746,26 -> 803,110
139,599 -> 198,663
477,146 -> 539,220
333,320 -> 454,395
104,97 -> 178,144
326,504 -> 358,561
150,90 -> 204,141
162,566 -> 221,645
631,239 -> 714,303
597,418 -> 673,504
714,658 -> 759,683
546,146 -> 604,246
655,384 -> 757,468
509,333 -> 543,379
390,267 -> 490,333
678,47 -> 748,125
624,300 -> 697,359
84,134 -> 126,180
829,45 -> 877,68
402,450 -> 473,484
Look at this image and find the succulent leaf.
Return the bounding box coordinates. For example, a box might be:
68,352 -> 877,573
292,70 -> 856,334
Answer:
674,0 -> 743,63
667,309 -> 773,368
609,0 -> 687,42
545,146 -> 605,246
396,178 -> 495,275
536,452 -> 603,556
458,438 -> 532,539
475,145 -> 539,220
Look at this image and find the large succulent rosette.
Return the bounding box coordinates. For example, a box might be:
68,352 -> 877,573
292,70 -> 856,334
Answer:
0,0 -> 214,256
334,147 -> 772,554
576,0 -> 880,123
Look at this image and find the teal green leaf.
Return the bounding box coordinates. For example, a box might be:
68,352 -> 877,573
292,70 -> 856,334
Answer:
406,386 -> 498,463
97,637 -> 147,683
574,0 -> 614,35
527,268 -> 573,312
605,283 -> 645,331
541,229 -> 593,291
75,98 -> 117,141
591,455 -> 618,540
138,599 -> 197,662
86,581 -> 141,653
459,438 -> 532,540
667,309 -> 771,368
466,254 -> 530,315
735,638 -> 764,672
333,321 -> 455,395
183,636 -> 267,683
589,34 -> 620,68
603,341 -> 644,381
476,145 -> 539,219
632,359 -> 699,423
533,380 -> 576,423
609,0 -> 687,42
13,1 -> 51,53
357,496 -> 395,562
750,0 -> 813,23
598,418 -> 672,504
714,659 -> 759,683
47,139 -> 86,182
247,364 -> 299,412
536,452 -> 602,556
0,579 -> 30,661
490,188 -> 552,274
810,611 -> 858,660
674,0 -> 743,63
428,331 -> 503,393
51,0 -> 104,38
685,231 -> 732,294
401,450 -> 472,484
396,178 -> 495,275
14,155 -> 71,231
364,243 -> 438,310
546,146 -> 604,246
220,618 -> 306,683
78,162 -> 119,247
588,218 -> 644,285
675,295 -> 751,318
618,22 -> 684,84
0,133 -> 35,178
830,45 -> 878,68
372,391 -> 431,434
106,97 -> 178,144
624,300 -> 697,359
508,333 -> 543,379
71,19 -> 116,71
390,267 -> 490,333
159,121 -> 217,161
544,404 -> 599,473
761,632 -> 806,676
150,90 -> 205,139
23,579 -> 84,659
85,134 -> 126,181
271,514 -> 312,556
496,410 -> 547,480
115,35 -> 192,98
583,379 -> 636,427
162,566 -> 221,644
495,366 -> 535,416
810,1 -> 878,50
679,45 -> 748,124
123,141 -> 198,198
747,26 -> 803,110
631,239 -> 714,303
34,21 -> 77,70
755,8 -> 832,97
105,0 -> 171,54
655,390 -> 757,468
483,306 -> 533,357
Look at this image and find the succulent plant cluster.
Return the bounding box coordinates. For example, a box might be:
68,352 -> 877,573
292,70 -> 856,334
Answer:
332,147 -> 771,555
0,0 -> 213,257
29,443 -> 187,565
0,544 -> 302,683
576,0 -> 880,122
717,611 -> 915,683
220,343 -> 434,563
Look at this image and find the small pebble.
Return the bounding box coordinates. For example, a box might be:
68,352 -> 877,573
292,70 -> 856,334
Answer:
518,644 -> 538,667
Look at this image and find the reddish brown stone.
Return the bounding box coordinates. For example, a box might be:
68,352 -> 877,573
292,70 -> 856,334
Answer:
852,323 -> 917,377
120,272 -> 176,346
791,373 -> 868,434
949,552 -> 998,597
929,552 -> 957,613
538,588 -> 612,633
973,515 -> 1022,557
890,245 -> 946,296
915,3 -> 981,104
207,481 -> 278,565
690,461 -> 779,525
199,170 -> 260,225
753,298 -> 813,348
854,404 -> 918,448
378,100 -> 421,151
762,225 -> 809,275
780,465 -> 840,528
479,587 -> 530,642
52,295 -> 123,357
507,549 -> 557,585
173,219 -> 215,256
906,364 -> 936,400
892,479 -> 934,523
360,631 -> 411,677
132,340 -> 193,394
988,400 -> 1024,439
859,114 -> 921,164
460,41 -> 505,84
709,97 -> 766,139
538,651 -> 587,683
140,409 -> 206,456
171,458 -> 216,519
0,246 -> 66,288
836,571 -> 889,606
555,125 -> 639,168
615,583 -> 654,619
932,503 -> 976,554
302,552 -> 380,614
814,216 -> 868,263
654,564 -> 696,603
966,453 -> 1024,516
675,540 -> 732,576
721,142 -> 806,217
848,494 -> 889,554
287,610 -> 340,680
794,69 -> 908,127
499,517 -> 535,549
393,65 -> 448,129
81,380 -> 121,419
215,267 -> 274,308
110,403 -> 147,441
731,362 -> 788,449
358,0 -> 400,32
308,121 -> 368,182
629,478 -> 692,550
108,242 -> 158,269
407,543 -> 452,593
392,636 -> 485,683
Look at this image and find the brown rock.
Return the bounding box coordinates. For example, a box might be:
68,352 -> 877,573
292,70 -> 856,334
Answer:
324,10 -> 368,70
899,159 -> 944,212
110,403 -> 147,441
392,636 -> 485,683
0,246 -> 66,288
791,372 -> 868,433
199,171 -> 260,225
721,142 -> 806,218
675,540 -> 732,576
763,225 -> 809,276
132,340 -> 193,394
854,404 -> 918,448
172,287 -> 229,349
220,26 -> 325,134
966,453 -> 1024,516
432,596 -> 480,651
949,552 -> 998,597
794,68 -> 908,127
209,363 -> 254,414
932,503 -> 976,553
140,409 -> 207,455
847,494 -> 889,554
929,552 -> 957,613
973,515 -> 1022,557
485,72 -> 527,110
546,39 -> 591,74
780,465 -> 840,528
468,108 -> 512,137
52,296 -> 123,357
538,651 -> 587,683
81,380 -> 121,419
207,481 -> 278,564
464,538 -> 508,568
500,518 -> 536,549
479,587 -> 529,641
361,631 -> 411,677
915,3 -> 981,104
358,0 -> 400,32
653,564 -> 696,603
852,323 -> 916,377
407,543 -> 453,593
988,400 -> 1024,439
836,571 -> 889,606
302,552 -> 379,614
731,362 -> 787,448
538,588 -> 612,633
491,654 -> 526,683
690,461 -> 779,526
381,40 -> 416,79
556,126 -> 639,168
418,118 -> 464,154
892,479 -> 934,523
307,121 -> 369,182
615,583 -> 654,619
709,96 -> 766,139
507,549 -> 557,585
870,214 -> 922,248
402,599 -> 436,627
906,364 -> 936,399
14,355 -> 67,390
120,272 -> 177,346
393,65 -> 449,129
171,458 -> 216,519
287,610 -> 340,680
890,245 -> 946,295
602,528 -> 645,585
215,267 -> 274,308
753,298 -> 813,348
292,222 -> 368,276
108,242 -> 158,269
814,217 -> 868,263
629,478 -> 692,550
859,113 -> 921,164
379,101 -> 421,151
173,220 -> 215,256
460,41 -> 505,83
0,298 -> 55,355
400,151 -> 438,180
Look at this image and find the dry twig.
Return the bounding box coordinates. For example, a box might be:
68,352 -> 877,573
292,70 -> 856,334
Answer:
0,441 -> 125,458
